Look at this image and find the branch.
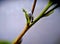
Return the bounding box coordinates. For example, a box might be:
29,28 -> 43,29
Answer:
13,0 -> 53,44
30,0 -> 53,27
32,0 -> 37,14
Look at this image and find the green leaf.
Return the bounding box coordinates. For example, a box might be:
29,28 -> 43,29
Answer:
45,9 -> 54,16
23,9 -> 28,21
22,9 -> 30,24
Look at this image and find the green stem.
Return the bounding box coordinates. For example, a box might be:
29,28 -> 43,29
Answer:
30,1 -> 53,27
44,4 -> 58,16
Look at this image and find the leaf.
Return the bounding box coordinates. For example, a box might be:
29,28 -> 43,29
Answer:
45,9 -> 54,16
23,9 -> 28,20
22,9 -> 30,24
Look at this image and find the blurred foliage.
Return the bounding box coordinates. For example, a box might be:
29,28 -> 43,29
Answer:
0,40 -> 11,44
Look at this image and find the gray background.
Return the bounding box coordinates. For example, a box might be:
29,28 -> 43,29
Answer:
0,0 -> 60,44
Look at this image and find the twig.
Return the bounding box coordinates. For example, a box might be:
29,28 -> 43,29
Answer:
13,0 -> 37,44
13,0 -> 53,44
32,0 -> 37,14
30,1 -> 53,27
13,24 -> 30,44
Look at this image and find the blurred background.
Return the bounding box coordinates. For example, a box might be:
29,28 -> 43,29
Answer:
0,0 -> 60,44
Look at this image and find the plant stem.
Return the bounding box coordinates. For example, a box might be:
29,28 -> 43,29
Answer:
30,1 -> 53,27
13,1 -> 53,44
13,24 -> 30,44
32,0 -> 37,14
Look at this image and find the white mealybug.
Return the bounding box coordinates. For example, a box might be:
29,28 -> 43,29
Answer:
28,11 -> 33,23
